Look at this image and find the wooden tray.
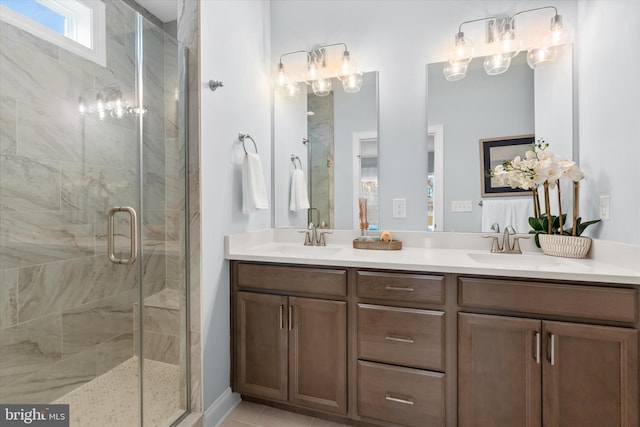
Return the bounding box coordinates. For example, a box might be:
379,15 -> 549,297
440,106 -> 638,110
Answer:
353,239 -> 402,250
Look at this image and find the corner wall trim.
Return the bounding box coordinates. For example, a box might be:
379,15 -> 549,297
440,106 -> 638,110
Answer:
205,388 -> 241,427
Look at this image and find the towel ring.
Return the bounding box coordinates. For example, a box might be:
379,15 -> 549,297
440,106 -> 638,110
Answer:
238,133 -> 257,155
290,155 -> 302,170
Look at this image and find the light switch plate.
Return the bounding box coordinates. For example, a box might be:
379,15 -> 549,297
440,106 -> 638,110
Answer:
392,198 -> 406,218
451,200 -> 473,212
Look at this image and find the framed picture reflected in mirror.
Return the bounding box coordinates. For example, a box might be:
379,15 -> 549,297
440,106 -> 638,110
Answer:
480,134 -> 535,197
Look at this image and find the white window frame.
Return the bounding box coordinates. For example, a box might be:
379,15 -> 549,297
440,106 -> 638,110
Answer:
0,0 -> 106,67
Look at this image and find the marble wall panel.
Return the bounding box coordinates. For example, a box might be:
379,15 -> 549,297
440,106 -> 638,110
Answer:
0,155 -> 60,212
0,314 -> 62,386
0,269 -> 17,329
141,331 -> 179,365
96,332 -> 134,375
0,97 -> 16,155
0,210 -> 94,269
62,290 -> 135,356
61,163 -> 136,212
144,306 -> 180,336
18,255 -> 139,323
0,20 -> 60,60
0,348 -> 96,404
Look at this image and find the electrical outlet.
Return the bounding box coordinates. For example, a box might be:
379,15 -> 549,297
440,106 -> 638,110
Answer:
392,198 -> 406,218
451,200 -> 473,212
600,195 -> 610,220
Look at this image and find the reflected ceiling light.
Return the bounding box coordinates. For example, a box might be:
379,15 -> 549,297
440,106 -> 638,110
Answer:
78,86 -> 145,120
444,6 -> 567,80
274,42 -> 363,97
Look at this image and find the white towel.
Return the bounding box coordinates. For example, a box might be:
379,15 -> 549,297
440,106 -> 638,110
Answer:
481,198 -> 533,233
242,152 -> 269,214
289,168 -> 310,211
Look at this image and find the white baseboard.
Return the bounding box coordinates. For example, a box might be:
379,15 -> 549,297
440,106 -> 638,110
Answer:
204,387 -> 241,427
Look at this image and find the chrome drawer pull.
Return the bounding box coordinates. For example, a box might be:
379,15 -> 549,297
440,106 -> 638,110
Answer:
385,394 -> 414,406
384,285 -> 414,292
535,331 -> 541,364
385,335 -> 414,344
550,333 -> 556,366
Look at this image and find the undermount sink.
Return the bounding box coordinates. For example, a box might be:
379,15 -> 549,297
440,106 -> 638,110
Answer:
467,252 -> 562,267
273,245 -> 342,257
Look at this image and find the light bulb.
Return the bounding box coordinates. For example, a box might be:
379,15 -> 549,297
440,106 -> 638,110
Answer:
547,14 -> 568,46
342,72 -> 362,93
443,60 -> 468,81
336,50 -> 357,81
303,57 -> 321,83
114,97 -> 124,118
273,62 -> 288,88
499,23 -> 522,58
312,77 -> 332,97
447,32 -> 474,64
96,94 -> 105,120
282,82 -> 300,99
78,96 -> 86,116
526,46 -> 557,69
484,53 -> 511,75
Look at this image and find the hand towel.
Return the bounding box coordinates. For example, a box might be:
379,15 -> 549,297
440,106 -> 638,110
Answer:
289,168 -> 310,211
481,198 -> 533,233
242,152 -> 269,214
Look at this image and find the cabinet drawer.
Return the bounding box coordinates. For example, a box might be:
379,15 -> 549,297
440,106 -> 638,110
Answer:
237,263 -> 347,296
358,304 -> 445,371
459,277 -> 638,323
358,361 -> 445,427
357,271 -> 445,304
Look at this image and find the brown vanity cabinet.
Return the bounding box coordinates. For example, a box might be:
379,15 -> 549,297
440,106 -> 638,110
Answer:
458,277 -> 639,427
233,263 -> 348,415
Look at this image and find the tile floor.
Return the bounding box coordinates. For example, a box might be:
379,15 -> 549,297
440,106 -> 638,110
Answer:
53,357 -> 184,426
220,401 -> 350,427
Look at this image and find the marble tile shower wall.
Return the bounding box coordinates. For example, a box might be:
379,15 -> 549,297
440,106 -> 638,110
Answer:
0,1 -> 184,404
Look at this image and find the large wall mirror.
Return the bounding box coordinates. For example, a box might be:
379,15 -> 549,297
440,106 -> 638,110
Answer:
274,71 -> 379,229
427,44 -> 574,233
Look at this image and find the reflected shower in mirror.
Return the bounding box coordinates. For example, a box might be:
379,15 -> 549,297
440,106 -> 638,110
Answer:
427,44 -> 573,233
274,71 -> 379,230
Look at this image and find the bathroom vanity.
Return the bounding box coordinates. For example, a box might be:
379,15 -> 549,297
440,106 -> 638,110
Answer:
226,230 -> 640,427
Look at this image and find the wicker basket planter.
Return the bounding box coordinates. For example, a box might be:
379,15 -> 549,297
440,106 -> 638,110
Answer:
538,234 -> 592,259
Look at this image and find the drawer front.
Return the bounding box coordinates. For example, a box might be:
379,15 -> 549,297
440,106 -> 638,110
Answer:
237,263 -> 347,296
357,271 -> 445,304
358,304 -> 445,371
459,277 -> 638,323
358,360 -> 445,427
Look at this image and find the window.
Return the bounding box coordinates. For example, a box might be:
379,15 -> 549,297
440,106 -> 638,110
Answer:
0,0 -> 106,66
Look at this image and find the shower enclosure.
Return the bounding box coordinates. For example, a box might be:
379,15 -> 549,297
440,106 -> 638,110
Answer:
0,1 -> 189,425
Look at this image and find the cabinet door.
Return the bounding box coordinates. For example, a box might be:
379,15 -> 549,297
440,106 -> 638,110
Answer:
288,297 -> 347,414
236,291 -> 288,401
458,313 -> 542,427
543,321 -> 638,427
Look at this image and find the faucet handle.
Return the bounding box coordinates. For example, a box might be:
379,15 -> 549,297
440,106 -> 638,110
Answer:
318,231 -> 333,246
298,230 -> 313,246
512,235 -> 530,253
482,235 -> 503,253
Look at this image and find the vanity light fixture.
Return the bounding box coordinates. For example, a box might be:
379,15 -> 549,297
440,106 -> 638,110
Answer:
274,42 -> 363,98
444,6 -> 567,81
78,86 -> 146,120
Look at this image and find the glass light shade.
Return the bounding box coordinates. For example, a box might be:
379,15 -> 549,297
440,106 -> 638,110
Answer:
447,32 -> 474,64
546,14 -> 568,46
526,46 -> 557,69
312,77 -> 332,97
273,62 -> 288,88
342,72 -> 362,93
335,51 -> 358,81
484,53 -> 511,75
443,60 -> 468,81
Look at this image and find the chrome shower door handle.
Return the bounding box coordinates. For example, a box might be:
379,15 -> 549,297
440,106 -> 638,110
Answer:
107,207 -> 138,265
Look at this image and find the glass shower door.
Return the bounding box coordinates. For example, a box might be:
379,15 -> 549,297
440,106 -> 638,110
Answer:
0,1 -> 188,425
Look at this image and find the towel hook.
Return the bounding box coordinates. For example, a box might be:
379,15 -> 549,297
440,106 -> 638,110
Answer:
238,133 -> 257,155
290,155 -> 302,170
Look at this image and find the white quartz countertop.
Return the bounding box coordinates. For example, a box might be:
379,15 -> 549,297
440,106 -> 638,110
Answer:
225,229 -> 640,285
